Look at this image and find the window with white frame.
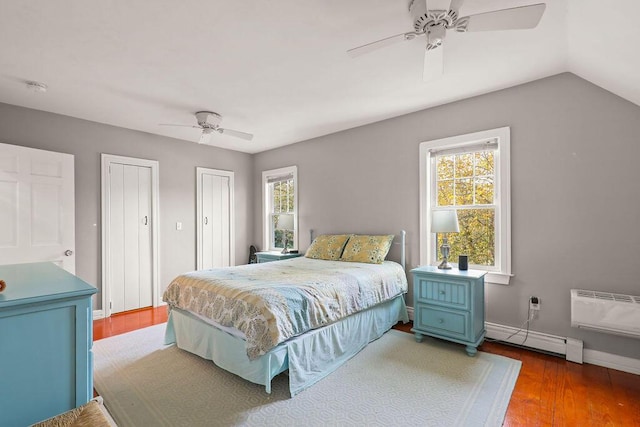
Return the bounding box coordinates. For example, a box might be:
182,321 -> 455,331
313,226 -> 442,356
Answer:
262,166 -> 298,251
419,127 -> 511,285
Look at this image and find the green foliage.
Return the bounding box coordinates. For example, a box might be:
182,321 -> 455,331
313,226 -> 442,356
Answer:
437,209 -> 495,266
272,180 -> 295,213
435,150 -> 496,266
271,179 -> 295,248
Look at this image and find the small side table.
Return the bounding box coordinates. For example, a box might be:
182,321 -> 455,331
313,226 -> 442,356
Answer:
256,251 -> 303,263
410,266 -> 486,356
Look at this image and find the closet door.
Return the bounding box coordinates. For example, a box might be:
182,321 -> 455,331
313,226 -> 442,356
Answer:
108,163 -> 152,313
197,168 -> 234,270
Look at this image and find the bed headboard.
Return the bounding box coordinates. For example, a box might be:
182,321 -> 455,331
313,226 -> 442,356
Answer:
308,229 -> 407,271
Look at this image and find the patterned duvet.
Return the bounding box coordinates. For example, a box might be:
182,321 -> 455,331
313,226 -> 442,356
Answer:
162,257 -> 408,360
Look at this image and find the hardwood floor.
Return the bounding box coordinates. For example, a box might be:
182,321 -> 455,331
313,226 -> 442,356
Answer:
95,308 -> 640,426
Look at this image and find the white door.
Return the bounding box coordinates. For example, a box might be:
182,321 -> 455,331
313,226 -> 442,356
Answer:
107,163 -> 152,314
197,168 -> 234,270
101,154 -> 159,317
0,143 -> 75,272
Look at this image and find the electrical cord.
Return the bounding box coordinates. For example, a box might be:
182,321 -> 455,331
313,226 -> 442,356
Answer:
485,307 -> 534,346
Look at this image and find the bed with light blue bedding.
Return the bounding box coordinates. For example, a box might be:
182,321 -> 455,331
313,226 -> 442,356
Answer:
163,257 -> 408,396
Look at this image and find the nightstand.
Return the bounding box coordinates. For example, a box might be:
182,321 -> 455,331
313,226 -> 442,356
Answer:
256,251 -> 303,263
410,266 -> 486,356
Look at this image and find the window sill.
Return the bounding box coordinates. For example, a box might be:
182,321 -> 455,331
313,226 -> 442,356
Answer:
485,272 -> 513,285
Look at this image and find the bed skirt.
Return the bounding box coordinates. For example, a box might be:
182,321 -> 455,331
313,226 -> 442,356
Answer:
165,294 -> 408,396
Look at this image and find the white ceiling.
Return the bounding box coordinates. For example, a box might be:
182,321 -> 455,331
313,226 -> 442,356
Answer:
0,0 -> 638,154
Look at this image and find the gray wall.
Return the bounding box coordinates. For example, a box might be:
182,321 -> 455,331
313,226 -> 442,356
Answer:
253,73 -> 640,359
0,102 -> 253,310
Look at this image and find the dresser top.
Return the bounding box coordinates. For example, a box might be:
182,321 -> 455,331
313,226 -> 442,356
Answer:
0,262 -> 96,308
411,265 -> 487,279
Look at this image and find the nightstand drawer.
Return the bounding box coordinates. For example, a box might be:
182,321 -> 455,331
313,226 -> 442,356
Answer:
416,278 -> 469,310
416,305 -> 468,339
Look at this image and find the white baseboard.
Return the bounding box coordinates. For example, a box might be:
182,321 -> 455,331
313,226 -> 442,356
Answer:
93,309 -> 105,320
407,306 -> 640,375
584,349 -> 640,375
484,321 -> 568,355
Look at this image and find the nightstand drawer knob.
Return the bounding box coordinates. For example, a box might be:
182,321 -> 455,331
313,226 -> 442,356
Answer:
439,290 -> 446,295
438,318 -> 444,324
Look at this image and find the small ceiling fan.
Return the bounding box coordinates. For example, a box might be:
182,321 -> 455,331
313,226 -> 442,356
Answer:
160,111 -> 254,144
347,0 -> 546,81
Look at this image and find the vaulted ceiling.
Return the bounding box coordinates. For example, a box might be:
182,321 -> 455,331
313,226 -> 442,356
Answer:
0,0 -> 638,153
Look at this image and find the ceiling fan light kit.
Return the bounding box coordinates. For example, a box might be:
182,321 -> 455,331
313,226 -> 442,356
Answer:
348,0 -> 546,81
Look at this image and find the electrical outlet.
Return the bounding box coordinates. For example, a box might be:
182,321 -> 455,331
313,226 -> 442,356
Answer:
529,296 -> 540,319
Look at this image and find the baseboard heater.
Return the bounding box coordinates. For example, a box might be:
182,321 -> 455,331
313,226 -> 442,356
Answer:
571,289 -> 640,339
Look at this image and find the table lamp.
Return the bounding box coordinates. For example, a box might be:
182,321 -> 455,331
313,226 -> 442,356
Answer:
431,209 -> 459,269
277,214 -> 294,254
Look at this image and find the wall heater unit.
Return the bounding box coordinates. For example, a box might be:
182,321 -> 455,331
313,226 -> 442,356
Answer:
571,289 -> 640,339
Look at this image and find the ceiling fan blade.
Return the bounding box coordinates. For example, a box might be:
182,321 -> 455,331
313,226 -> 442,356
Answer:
461,3 -> 546,32
347,32 -> 417,58
423,46 -> 444,81
159,124 -> 201,129
198,131 -> 212,145
426,0 -> 451,11
219,128 -> 254,141
449,0 -> 465,11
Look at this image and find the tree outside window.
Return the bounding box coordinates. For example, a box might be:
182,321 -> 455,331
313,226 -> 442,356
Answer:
435,150 -> 496,267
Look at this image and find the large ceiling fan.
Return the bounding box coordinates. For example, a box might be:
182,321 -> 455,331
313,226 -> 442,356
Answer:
160,111 -> 254,144
347,0 -> 546,81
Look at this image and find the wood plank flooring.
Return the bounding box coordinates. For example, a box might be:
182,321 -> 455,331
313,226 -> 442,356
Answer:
95,308 -> 640,426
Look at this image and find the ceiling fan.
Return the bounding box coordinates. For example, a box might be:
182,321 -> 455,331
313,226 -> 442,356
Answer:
160,111 -> 254,144
347,0 -> 546,81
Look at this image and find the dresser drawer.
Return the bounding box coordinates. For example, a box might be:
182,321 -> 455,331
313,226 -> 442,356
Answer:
415,304 -> 469,340
416,278 -> 470,310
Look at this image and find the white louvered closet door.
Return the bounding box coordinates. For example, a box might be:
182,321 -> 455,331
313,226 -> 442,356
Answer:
108,163 -> 152,313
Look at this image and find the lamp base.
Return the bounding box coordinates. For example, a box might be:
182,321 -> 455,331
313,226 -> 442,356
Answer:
437,259 -> 453,269
281,247 -> 290,254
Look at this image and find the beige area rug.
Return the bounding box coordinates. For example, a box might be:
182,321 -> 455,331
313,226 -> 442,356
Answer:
93,324 -> 521,427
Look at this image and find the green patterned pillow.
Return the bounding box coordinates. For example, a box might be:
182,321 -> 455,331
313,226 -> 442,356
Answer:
340,235 -> 394,264
305,234 -> 352,261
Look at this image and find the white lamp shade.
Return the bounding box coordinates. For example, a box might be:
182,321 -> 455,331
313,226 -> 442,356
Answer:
431,209 -> 459,233
277,213 -> 294,230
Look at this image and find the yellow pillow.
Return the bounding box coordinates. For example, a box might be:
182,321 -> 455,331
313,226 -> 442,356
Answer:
305,234 -> 352,261
340,235 -> 394,264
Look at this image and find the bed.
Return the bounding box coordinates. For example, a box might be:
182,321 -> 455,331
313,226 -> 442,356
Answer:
162,231 -> 409,396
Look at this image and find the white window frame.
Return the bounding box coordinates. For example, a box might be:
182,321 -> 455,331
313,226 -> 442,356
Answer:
262,165 -> 298,251
419,127 -> 512,285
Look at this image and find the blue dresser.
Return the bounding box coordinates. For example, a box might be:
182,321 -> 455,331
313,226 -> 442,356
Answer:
255,251 -> 303,263
0,262 -> 97,427
411,266 -> 486,356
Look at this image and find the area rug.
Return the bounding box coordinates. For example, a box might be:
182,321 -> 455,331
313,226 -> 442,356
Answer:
93,324 -> 521,427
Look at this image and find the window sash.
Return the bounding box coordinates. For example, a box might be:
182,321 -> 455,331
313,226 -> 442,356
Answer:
262,166 -> 298,251
430,149 -> 499,270
419,127 -> 511,285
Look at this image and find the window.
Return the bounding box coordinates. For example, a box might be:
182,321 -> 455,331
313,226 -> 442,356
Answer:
419,127 -> 511,285
262,166 -> 298,251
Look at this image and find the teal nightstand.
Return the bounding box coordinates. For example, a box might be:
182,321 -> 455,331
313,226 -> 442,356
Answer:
410,266 -> 486,356
256,251 -> 303,263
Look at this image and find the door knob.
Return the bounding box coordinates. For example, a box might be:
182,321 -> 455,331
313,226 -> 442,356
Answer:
64,250 -> 73,256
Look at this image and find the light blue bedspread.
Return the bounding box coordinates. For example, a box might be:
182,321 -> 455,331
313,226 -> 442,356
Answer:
163,257 -> 408,360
